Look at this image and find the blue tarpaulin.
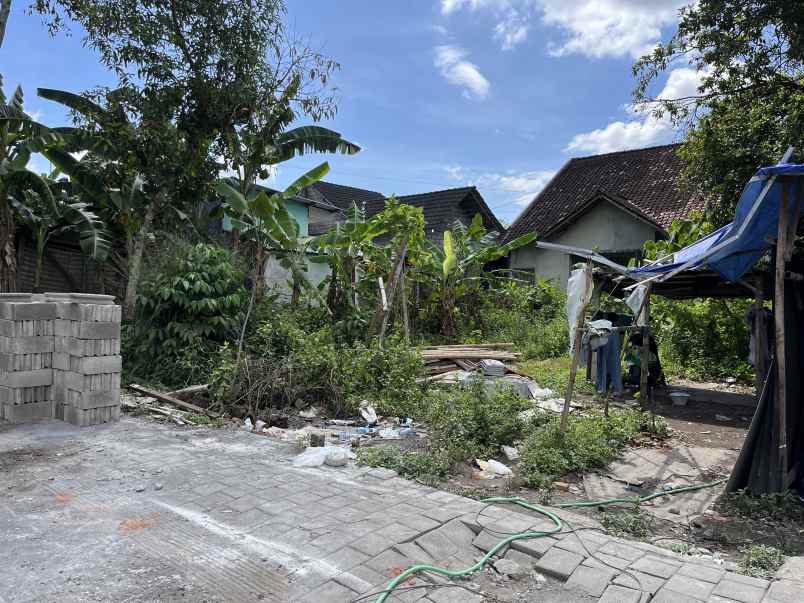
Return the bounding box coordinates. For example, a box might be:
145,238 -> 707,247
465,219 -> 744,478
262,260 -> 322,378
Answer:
631,163 -> 804,283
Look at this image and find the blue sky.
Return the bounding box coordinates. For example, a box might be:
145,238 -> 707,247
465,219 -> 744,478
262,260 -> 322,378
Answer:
3,0 -> 700,224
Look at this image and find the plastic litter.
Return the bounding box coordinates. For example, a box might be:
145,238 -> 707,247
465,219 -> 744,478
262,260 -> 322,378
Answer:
299,407 -> 320,420
501,445 -> 519,461
379,428 -> 400,439
292,446 -> 355,468
399,428 -> 416,438
359,400 -> 378,425
254,419 -> 266,432
242,417 -> 253,431
476,459 -> 513,477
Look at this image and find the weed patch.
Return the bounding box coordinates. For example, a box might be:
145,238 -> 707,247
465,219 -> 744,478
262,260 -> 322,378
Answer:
518,409 -> 660,488
357,446 -> 450,486
738,545 -> 785,579
600,507 -> 655,539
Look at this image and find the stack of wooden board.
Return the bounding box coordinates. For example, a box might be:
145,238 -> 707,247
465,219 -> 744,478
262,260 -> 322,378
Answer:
421,344 -> 520,376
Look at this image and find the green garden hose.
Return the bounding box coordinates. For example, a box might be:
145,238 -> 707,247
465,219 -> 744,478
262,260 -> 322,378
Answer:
373,478 -> 727,602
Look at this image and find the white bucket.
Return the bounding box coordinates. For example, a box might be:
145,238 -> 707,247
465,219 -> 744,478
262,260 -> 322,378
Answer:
669,391 -> 690,406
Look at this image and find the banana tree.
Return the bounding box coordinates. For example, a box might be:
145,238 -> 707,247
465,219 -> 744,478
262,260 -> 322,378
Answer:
429,215 -> 536,337
216,162 -> 331,354
308,202 -> 388,319
36,87 -> 155,316
0,79 -> 58,291
6,170 -> 108,290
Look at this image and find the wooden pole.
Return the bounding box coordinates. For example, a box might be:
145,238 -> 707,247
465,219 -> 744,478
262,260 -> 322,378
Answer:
560,261 -> 592,433
773,179 -> 792,488
639,289 -> 652,410
753,286 -> 768,404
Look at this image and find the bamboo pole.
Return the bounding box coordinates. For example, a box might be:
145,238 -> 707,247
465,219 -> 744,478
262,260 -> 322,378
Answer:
398,269 -> 410,344
560,261 -> 593,433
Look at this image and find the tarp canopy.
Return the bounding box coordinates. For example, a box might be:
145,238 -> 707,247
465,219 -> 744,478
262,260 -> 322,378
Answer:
630,163 -> 804,283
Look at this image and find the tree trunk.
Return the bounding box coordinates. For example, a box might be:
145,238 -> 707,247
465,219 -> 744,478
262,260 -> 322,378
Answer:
440,285 -> 456,338
33,235 -> 44,293
124,198 -> 156,319
0,190 -> 17,292
0,0 -> 12,49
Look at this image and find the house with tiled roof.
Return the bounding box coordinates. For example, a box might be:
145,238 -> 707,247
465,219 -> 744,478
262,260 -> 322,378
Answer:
505,143 -> 705,288
302,182 -> 503,241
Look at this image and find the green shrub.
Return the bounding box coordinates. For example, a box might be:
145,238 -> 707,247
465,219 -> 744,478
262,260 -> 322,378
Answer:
426,380 -> 530,461
518,409 -> 654,488
601,507 -> 655,539
357,446 -> 450,485
124,243 -> 247,386
738,545 -> 785,579
652,297 -> 753,382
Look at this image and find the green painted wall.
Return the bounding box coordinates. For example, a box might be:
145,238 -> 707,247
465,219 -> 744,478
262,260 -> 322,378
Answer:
221,197 -> 309,237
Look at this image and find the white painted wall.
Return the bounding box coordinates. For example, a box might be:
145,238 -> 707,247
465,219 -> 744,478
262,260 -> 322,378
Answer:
263,254 -> 330,301
510,201 -> 660,288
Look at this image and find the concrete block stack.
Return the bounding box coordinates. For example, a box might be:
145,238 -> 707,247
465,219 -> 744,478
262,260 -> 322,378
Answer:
51,294 -> 121,426
0,293 -> 122,426
0,294 -> 56,423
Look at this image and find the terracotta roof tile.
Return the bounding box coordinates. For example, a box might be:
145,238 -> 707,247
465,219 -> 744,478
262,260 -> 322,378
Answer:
504,144 -> 705,242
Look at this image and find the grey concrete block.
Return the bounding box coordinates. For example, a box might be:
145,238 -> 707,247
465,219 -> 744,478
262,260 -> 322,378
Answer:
712,578 -> 767,603
0,385 -> 52,404
79,321 -> 120,340
67,388 -> 120,410
2,369 -> 53,387
677,562 -> 725,584
630,555 -> 681,579
0,336 -> 54,354
663,574 -> 715,600
0,302 -> 57,320
565,564 -> 616,596
766,579 -> 803,603
510,533 -> 556,558
534,546 -> 584,580
4,400 -> 53,423
62,403 -> 120,427
599,584 -> 643,603
0,352 -> 51,371
77,355 -> 122,375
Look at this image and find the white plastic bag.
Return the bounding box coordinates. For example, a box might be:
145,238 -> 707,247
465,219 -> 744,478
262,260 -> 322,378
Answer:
359,400 -> 378,425
324,448 -> 354,467
486,459 -> 513,476
242,417 -> 253,431
293,446 -> 355,468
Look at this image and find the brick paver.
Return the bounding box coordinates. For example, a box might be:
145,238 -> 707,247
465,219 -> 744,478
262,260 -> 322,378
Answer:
1,416 -> 801,603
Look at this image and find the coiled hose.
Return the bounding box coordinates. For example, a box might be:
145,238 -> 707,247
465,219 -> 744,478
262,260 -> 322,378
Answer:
374,478 -> 727,602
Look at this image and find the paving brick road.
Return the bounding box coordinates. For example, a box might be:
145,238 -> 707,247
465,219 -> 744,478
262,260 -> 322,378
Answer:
0,417 -> 800,602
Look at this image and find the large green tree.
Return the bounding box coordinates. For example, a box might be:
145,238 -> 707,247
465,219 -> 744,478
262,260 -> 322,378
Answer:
633,0 -> 804,223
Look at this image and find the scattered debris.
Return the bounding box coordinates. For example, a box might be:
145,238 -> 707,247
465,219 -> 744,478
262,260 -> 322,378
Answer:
715,414 -> 732,422
166,384 -> 210,399
154,483 -> 163,491
299,407 -> 320,420
128,383 -> 219,418
480,358 -> 506,377
422,344 -> 521,378
242,417 -> 253,431
359,401 -> 378,425
493,558 -> 526,578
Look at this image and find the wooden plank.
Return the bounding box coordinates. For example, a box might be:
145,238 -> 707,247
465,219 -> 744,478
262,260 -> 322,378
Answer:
128,383 -> 220,418
168,384 -> 210,398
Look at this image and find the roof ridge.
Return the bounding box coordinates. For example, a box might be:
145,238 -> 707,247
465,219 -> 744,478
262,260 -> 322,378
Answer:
397,185 -> 476,198
569,142 -> 682,162
317,180 -> 385,196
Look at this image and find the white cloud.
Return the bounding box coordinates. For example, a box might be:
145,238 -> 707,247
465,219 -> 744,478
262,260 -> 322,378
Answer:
434,45 -> 491,100
565,67 -> 703,155
494,10 -> 529,50
438,0 -> 686,56
446,165 -> 556,205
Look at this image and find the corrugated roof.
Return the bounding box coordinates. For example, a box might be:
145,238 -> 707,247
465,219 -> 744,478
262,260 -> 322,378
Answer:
308,181 -> 385,210
504,144 -> 705,241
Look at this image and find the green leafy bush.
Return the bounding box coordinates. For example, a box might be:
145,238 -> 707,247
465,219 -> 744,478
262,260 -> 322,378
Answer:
652,297 -> 753,382
357,446 -> 451,485
738,545 -> 785,579
124,243 -> 247,386
426,380 -> 529,461
518,410 -> 657,488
